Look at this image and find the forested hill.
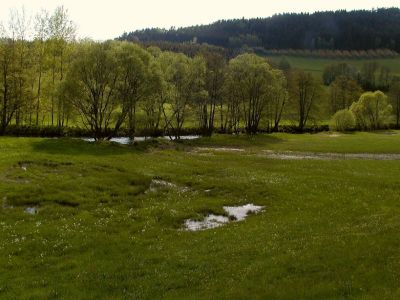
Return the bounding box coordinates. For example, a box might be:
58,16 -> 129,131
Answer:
118,8 -> 400,52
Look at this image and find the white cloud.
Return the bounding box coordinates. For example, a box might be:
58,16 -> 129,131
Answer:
0,0 -> 398,40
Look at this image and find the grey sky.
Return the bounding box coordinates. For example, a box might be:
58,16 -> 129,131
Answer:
0,0 -> 398,40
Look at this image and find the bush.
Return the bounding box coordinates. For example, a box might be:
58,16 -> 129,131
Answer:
330,109 -> 356,132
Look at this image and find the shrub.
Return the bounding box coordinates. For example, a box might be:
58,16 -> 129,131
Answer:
330,109 -> 356,132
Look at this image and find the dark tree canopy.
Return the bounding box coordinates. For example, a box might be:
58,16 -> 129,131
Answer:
118,8 -> 400,52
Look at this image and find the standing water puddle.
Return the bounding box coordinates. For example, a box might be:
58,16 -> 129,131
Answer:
185,214 -> 230,231
25,207 -> 38,215
184,204 -> 264,231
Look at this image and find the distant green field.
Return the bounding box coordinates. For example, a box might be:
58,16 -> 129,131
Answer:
269,56 -> 400,79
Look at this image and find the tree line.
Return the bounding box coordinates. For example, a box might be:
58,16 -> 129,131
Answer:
0,7 -> 75,132
119,8 -> 400,53
322,61 -> 400,130
1,7 -> 400,141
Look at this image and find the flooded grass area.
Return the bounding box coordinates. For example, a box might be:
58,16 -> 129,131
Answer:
184,204 -> 264,231
1,132 -> 400,298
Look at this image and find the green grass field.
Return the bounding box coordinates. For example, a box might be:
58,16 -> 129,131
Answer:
1,132 -> 400,298
269,56 -> 400,78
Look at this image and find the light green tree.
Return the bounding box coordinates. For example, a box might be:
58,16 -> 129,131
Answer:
8,8 -> 33,126
197,48 -> 226,135
140,58 -> 164,136
0,9 -> 33,132
47,6 -> 76,127
350,91 -> 392,130
159,52 -> 207,139
115,42 -> 157,139
0,24 -> 18,133
226,53 -> 280,134
32,9 -> 49,126
62,42 -> 123,140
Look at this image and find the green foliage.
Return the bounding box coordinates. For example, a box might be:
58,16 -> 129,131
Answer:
322,61 -> 394,91
196,48 -> 226,135
225,54 -> 276,133
389,81 -> 400,127
350,91 -> 392,130
114,42 -> 160,137
63,41 -> 123,139
329,109 -> 356,132
3,7 -> 400,138
288,70 -> 323,131
329,76 -> 362,113
157,51 -> 207,138
322,63 -> 358,85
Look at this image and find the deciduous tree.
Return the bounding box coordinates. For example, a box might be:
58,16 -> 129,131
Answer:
62,42 -> 124,140
389,81 -> 400,127
225,53 -> 276,134
329,76 -> 362,113
290,71 -> 321,131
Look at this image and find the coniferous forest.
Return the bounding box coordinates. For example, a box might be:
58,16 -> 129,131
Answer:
119,8 -> 400,52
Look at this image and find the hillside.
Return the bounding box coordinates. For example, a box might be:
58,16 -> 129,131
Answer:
118,8 -> 400,52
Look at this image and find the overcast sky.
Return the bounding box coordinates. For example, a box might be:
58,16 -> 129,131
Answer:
0,0 -> 398,40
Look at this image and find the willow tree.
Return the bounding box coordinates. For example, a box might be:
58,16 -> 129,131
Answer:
141,60 -> 164,136
198,49 -> 226,135
350,91 -> 392,130
8,8 -> 33,126
225,53 -> 276,134
115,42 -> 157,139
47,6 -> 75,127
0,11 -> 31,133
0,27 -> 18,133
33,9 -> 49,126
159,52 -> 207,139
62,42 -> 124,140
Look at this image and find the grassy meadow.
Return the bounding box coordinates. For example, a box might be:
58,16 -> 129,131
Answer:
1,132 -> 400,298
